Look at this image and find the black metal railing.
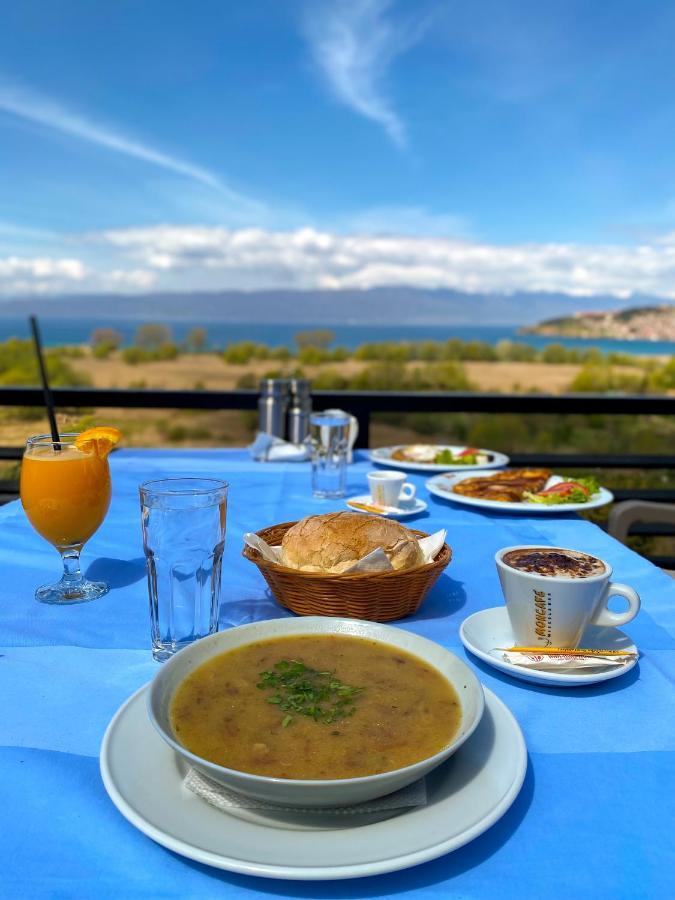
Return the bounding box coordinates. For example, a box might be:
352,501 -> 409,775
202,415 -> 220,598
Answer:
1,384 -> 675,448
2,386 -> 675,562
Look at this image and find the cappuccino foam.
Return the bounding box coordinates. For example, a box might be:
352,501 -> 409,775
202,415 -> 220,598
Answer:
503,548 -> 605,578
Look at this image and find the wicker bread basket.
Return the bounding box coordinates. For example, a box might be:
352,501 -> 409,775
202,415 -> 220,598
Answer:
242,520 -> 452,622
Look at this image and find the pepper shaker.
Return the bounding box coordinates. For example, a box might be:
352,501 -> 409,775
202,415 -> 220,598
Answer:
287,378 -> 312,444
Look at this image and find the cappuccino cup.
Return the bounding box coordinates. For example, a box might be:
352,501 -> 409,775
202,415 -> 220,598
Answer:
495,545 -> 640,649
367,470 -> 416,509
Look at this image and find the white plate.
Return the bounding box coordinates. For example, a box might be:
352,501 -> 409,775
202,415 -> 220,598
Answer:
100,685 -> 526,881
426,471 -> 614,514
460,607 -> 638,687
346,494 -> 429,518
370,445 -> 509,473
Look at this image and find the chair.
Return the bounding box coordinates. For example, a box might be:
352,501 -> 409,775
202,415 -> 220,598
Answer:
607,500 -> 675,576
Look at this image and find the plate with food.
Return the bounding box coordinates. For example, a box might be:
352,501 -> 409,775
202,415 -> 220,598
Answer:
426,469 -> 613,513
369,444 -> 509,472
101,617 -> 526,880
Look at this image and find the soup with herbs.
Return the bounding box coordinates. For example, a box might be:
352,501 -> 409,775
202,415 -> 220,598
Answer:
170,634 -> 462,780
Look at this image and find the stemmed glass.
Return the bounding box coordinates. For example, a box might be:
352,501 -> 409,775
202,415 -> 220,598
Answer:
20,433 -> 112,603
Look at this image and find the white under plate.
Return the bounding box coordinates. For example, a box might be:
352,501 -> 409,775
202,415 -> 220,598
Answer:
346,494 -> 428,518
460,607 -> 638,687
369,445 -> 509,473
100,685 -> 526,881
426,471 -> 614,514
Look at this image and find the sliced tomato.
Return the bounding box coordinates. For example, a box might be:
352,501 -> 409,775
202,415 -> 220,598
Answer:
537,481 -> 589,497
457,447 -> 480,457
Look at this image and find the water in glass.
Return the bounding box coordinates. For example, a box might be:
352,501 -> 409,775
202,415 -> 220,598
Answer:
140,478 -> 228,662
309,412 -> 350,498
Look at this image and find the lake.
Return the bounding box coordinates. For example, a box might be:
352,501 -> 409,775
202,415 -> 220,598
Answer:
0,316 -> 674,356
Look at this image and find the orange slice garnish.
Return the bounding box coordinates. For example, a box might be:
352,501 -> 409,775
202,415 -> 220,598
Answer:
75,426 -> 122,458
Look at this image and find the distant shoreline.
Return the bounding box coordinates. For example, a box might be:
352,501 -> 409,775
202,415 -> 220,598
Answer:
523,304 -> 675,344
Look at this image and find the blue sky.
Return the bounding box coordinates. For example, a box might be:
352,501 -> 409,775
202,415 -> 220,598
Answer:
2,0 -> 675,299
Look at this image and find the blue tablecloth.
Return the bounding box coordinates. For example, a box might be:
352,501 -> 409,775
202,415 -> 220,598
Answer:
2,449 -> 674,899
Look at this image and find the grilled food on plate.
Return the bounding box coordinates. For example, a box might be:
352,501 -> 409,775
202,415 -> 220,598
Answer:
452,469 -> 551,502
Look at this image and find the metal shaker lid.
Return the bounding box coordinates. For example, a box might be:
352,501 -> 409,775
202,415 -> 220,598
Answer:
288,377 -> 311,396
259,378 -> 289,395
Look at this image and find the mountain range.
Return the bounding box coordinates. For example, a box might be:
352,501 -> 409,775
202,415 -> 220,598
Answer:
0,287 -> 669,326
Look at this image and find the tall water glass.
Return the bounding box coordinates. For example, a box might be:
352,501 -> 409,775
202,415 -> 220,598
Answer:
309,412 -> 350,498
140,478 -> 228,662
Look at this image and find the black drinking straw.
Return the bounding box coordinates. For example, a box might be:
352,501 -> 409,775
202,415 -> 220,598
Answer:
29,315 -> 61,449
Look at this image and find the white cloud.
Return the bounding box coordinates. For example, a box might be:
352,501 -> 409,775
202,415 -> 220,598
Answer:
92,225 -> 675,298
0,82 -> 260,214
0,254 -> 156,295
5,225 -> 675,299
0,256 -> 86,280
302,0 -> 424,147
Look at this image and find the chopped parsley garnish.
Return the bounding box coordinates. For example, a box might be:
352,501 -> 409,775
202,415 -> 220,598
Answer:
256,659 -> 363,727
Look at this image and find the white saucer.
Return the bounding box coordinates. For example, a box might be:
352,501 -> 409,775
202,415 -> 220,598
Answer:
100,685 -> 526,881
460,607 -> 638,687
346,494 -> 428,518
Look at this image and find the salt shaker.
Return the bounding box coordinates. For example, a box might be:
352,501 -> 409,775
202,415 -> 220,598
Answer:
258,378 -> 289,438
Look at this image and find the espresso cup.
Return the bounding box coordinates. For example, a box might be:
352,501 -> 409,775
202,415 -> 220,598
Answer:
367,470 -> 416,509
495,545 -> 640,649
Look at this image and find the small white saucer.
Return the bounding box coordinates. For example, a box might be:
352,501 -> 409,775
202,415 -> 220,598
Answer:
459,607 -> 638,687
346,494 -> 428,518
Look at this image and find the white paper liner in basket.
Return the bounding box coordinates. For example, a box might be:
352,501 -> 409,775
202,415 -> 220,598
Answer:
244,529 -> 447,574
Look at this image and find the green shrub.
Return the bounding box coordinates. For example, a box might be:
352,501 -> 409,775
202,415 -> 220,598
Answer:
569,363 -> 647,393
542,343 -> 576,364
298,346 -> 331,365
92,341 -> 117,359
134,323 -> 172,350
223,341 -> 270,366
184,327 -> 207,353
121,347 -> 146,365
156,342 -> 179,361
294,329 -> 334,350
121,343 -> 178,364
311,369 -> 350,389
495,340 -> 537,362
236,373 -> 258,389
348,360 -> 472,391
649,357 -> 675,390
90,328 -> 123,350
353,342 -> 411,362
0,338 -> 90,387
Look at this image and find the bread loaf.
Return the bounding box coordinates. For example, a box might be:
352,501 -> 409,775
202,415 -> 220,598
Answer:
280,512 -> 425,574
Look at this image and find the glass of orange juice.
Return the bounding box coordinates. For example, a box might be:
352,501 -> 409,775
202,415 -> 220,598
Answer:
20,430 -> 118,603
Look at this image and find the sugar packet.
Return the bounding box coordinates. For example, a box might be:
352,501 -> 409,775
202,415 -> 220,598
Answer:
491,647 -> 637,671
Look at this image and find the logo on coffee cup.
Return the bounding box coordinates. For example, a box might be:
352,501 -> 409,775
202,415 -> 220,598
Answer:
533,589 -> 552,646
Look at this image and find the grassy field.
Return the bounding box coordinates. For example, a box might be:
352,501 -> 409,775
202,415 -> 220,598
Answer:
0,349 -> 659,447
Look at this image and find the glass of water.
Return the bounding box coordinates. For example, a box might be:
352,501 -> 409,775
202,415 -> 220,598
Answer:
139,478 -> 228,662
309,412 -> 350,498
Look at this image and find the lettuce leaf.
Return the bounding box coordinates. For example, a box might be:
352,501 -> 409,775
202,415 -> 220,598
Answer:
525,477 -> 601,505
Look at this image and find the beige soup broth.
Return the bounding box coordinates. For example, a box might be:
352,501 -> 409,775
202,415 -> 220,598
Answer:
170,634 -> 461,780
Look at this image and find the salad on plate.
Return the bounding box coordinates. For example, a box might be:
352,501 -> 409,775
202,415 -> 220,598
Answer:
392,445 -> 493,466
524,476 -> 601,505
